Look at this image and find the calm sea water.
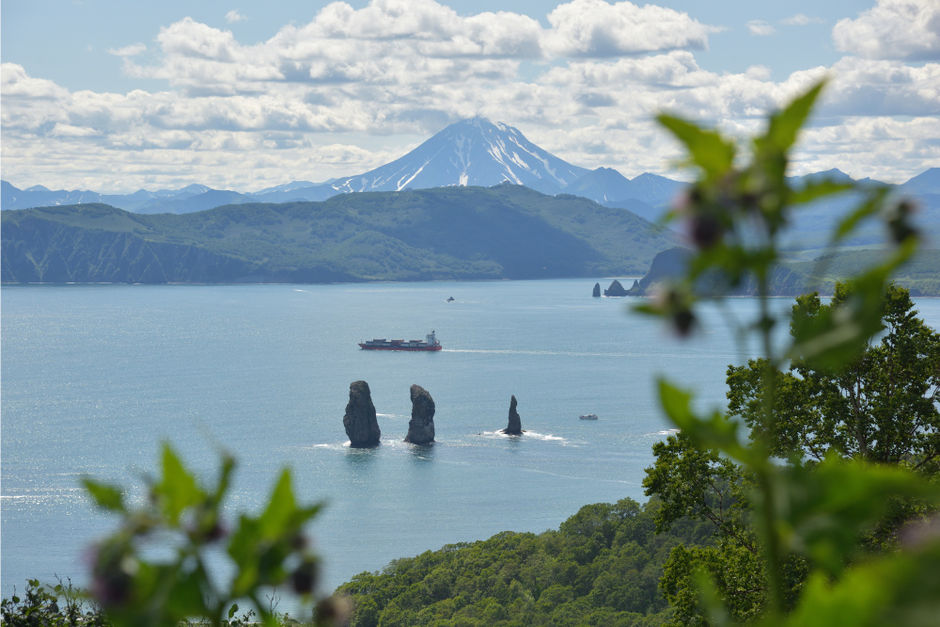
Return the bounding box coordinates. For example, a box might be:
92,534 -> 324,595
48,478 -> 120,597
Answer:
3,280 -> 938,607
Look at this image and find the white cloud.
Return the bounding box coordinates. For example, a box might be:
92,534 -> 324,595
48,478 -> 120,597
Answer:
782,14 -> 823,26
108,43 -> 147,57
225,9 -> 246,24
833,0 -> 940,61
1,63 -> 69,100
747,20 -> 775,37
544,0 -> 715,57
821,57 -> 940,117
2,1 -> 937,191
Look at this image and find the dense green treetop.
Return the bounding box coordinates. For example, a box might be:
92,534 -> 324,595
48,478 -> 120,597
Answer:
336,497 -> 712,626
728,283 -> 940,467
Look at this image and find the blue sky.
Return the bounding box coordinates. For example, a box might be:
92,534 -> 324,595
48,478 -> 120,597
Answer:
2,0 -> 938,192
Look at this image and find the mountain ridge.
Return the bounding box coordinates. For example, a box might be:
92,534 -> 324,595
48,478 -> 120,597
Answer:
1,184 -> 678,284
9,116 -> 934,215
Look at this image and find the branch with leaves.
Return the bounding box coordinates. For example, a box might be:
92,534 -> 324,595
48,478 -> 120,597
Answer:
83,443 -> 344,626
641,79 -> 940,625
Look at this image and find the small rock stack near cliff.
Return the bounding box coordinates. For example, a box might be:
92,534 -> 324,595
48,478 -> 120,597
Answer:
405,384 -> 436,445
603,279 -> 628,297
344,380 -> 381,447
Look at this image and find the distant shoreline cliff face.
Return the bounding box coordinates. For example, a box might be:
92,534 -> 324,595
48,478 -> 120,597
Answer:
619,246 -> 940,297
622,246 -> 814,297
1,185 -> 677,284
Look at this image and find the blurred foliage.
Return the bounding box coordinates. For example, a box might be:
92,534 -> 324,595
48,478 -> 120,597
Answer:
640,79 -> 940,625
78,443 -> 344,627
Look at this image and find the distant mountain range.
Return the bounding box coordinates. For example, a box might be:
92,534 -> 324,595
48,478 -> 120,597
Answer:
3,116 -> 938,257
1,185 -> 679,284
0,118 -> 688,215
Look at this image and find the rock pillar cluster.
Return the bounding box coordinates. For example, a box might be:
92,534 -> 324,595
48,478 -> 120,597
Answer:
341,383 -> 529,444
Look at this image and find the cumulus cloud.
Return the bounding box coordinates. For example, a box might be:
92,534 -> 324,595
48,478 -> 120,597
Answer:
833,0 -> 940,60
225,10 -> 245,24
747,20 -> 775,36
2,1 -> 937,190
544,0 -> 714,56
818,57 -> 940,117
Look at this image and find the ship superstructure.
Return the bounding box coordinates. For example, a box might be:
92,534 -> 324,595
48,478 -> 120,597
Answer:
359,331 -> 442,351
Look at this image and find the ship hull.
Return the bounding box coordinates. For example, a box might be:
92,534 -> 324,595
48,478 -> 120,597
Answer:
358,344 -> 442,351
359,331 -> 441,351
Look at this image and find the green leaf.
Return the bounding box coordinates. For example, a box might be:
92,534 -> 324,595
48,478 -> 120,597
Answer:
789,179 -> 854,207
82,478 -> 126,512
657,114 -> 736,181
164,564 -> 211,620
156,443 -> 204,525
830,186 -> 890,242
777,457 -> 939,576
228,602 -> 239,619
227,516 -> 262,596
656,378 -> 753,464
759,80 -> 826,155
784,540 -> 940,627
788,240 -> 916,371
259,469 -> 298,540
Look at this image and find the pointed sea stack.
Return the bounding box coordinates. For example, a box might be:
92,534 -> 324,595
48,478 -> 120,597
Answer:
592,282 -> 601,297
343,380 -> 381,447
501,395 -> 523,435
405,384 -> 436,445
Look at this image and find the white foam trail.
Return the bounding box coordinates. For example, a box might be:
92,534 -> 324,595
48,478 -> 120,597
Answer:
444,348 -> 741,360
445,348 -> 629,358
309,442 -> 350,451
476,430 -> 570,444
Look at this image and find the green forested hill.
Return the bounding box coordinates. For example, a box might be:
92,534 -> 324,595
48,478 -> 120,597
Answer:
1,185 -> 677,284
335,497 -> 711,626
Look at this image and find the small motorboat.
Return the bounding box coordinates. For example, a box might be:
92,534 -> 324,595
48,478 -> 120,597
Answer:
579,413 -> 598,421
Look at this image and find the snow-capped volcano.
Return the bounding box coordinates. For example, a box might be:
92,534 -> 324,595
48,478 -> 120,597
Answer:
330,117 -> 590,195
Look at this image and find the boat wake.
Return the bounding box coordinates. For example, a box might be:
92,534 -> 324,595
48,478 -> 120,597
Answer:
376,412 -> 407,420
476,429 -> 571,444
445,348 -> 630,358
650,428 -> 680,436
1,487 -> 87,506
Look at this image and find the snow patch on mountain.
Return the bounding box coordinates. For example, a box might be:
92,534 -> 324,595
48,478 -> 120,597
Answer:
325,117 -> 588,195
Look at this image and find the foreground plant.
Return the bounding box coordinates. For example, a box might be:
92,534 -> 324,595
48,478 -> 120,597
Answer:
82,444 -> 345,626
1,577 -> 107,626
641,80 -> 940,625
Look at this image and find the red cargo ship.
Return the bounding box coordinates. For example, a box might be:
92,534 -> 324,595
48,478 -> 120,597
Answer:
359,330 -> 442,351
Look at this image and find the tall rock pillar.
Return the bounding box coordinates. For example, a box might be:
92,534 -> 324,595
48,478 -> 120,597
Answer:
405,384 -> 436,444
343,380 -> 381,447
